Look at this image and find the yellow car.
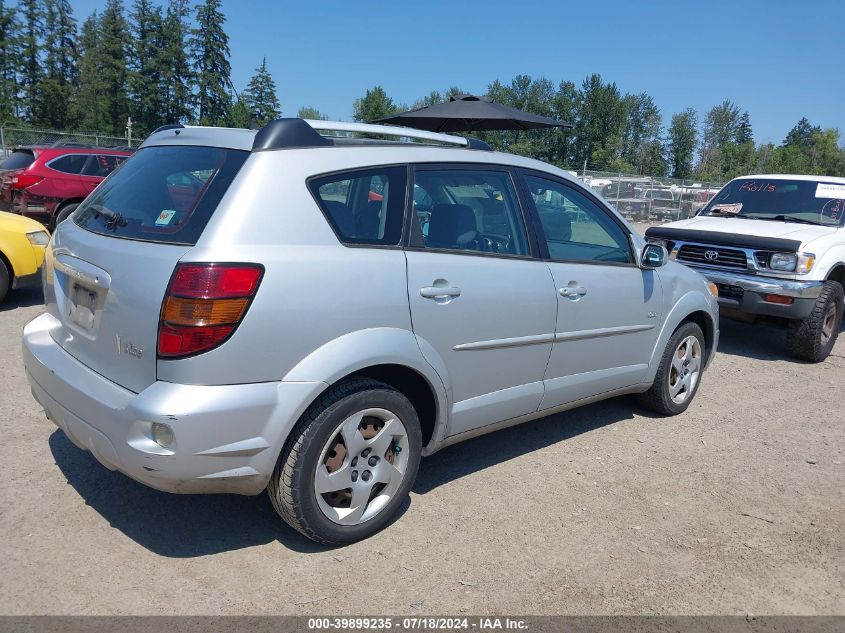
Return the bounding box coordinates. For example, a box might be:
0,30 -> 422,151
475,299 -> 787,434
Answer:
0,211 -> 50,304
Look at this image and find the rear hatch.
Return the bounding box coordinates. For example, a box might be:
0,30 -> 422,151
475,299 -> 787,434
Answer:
43,144 -> 249,393
0,148 -> 37,205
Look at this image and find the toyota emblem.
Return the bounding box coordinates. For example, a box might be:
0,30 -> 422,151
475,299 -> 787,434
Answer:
704,250 -> 719,261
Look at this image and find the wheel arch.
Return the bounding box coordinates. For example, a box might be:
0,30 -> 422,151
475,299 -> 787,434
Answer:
646,292 -> 718,383
280,327 -> 449,453
825,263 -> 845,287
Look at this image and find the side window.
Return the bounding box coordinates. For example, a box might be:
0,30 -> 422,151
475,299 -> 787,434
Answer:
309,166 -> 406,245
412,168 -> 528,256
48,154 -> 88,175
524,174 -> 632,264
82,154 -> 123,177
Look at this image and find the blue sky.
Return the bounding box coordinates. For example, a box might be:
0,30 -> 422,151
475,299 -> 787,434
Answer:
65,0 -> 845,146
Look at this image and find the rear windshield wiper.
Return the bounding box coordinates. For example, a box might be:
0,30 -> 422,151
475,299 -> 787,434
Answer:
754,214 -> 820,225
89,204 -> 128,228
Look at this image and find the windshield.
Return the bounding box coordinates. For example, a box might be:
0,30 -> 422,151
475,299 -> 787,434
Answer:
74,145 -> 249,244
703,179 -> 845,226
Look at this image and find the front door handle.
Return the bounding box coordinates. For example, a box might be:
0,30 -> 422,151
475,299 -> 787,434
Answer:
559,285 -> 587,299
420,285 -> 461,299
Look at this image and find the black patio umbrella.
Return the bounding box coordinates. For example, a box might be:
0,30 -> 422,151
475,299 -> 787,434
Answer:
375,94 -> 571,133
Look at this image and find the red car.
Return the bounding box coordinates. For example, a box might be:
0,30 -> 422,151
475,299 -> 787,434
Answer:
0,144 -> 133,229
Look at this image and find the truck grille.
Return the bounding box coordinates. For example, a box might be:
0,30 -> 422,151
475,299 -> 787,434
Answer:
676,244 -> 748,269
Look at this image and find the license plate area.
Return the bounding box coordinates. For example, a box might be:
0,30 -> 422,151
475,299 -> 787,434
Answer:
67,282 -> 100,332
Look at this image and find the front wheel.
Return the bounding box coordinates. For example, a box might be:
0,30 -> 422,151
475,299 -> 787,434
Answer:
268,378 -> 422,545
0,257 -> 9,304
786,280 -> 844,363
637,322 -> 706,416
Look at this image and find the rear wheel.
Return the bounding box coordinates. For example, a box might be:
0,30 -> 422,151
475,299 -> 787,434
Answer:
0,257 -> 9,304
637,322 -> 705,416
52,203 -> 80,229
786,280 -> 843,363
268,378 -> 422,545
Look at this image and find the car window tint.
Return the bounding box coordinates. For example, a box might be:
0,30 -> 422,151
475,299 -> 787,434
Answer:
525,175 -> 631,264
0,150 -> 36,170
49,154 -> 89,175
310,166 -> 406,245
81,154 -> 125,177
412,169 -> 527,256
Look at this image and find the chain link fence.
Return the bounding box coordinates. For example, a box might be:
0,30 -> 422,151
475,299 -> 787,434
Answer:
0,126 -> 141,158
574,169 -> 725,226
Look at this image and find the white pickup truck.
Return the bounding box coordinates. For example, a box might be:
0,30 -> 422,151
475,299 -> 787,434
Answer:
646,175 -> 845,362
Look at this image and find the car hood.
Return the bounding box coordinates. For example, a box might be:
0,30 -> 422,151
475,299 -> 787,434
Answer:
0,210 -> 48,234
662,216 -> 837,246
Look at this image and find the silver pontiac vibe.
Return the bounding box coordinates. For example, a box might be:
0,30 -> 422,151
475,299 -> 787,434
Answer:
22,119 -> 719,544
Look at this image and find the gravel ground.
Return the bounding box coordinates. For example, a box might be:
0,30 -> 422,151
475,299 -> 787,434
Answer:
0,285 -> 842,616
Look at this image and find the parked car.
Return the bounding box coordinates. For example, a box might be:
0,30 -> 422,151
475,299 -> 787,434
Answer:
22,119 -> 719,545
0,144 -> 133,230
647,175 -> 845,362
0,210 -> 49,304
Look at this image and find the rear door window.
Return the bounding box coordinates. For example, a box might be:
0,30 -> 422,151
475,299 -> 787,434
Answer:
74,145 -> 249,245
48,154 -> 89,175
309,166 -> 406,245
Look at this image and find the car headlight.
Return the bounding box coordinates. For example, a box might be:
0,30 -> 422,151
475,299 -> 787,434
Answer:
26,230 -> 50,246
769,252 -> 814,274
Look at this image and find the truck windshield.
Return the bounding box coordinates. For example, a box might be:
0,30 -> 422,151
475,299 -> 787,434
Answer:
703,179 -> 845,226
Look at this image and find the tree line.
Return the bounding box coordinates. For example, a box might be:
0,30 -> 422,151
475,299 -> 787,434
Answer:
0,0 -> 283,138
0,1 -> 842,180
352,79 -> 845,181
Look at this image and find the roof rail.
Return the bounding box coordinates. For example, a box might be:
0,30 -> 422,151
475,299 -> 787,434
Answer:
252,118 -> 492,151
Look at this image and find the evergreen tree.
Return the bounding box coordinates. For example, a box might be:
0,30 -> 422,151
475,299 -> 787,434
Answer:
160,0 -> 193,124
98,0 -> 130,135
128,0 -> 165,135
227,95 -> 250,128
33,0 -> 78,128
71,12 -> 105,132
0,0 -> 21,121
783,117 -> 819,149
190,0 -> 231,125
243,57 -> 279,126
668,108 -> 698,179
735,111 -> 753,144
18,0 -> 41,120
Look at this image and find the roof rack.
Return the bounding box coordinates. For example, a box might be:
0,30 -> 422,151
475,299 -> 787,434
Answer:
252,118 -> 491,152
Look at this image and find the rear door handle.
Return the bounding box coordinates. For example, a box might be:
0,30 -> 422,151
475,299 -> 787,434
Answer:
559,285 -> 587,299
420,286 -> 461,299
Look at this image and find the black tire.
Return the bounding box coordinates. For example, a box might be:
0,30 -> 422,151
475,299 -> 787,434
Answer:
268,377 -> 422,545
0,256 -> 9,304
52,203 -> 80,230
637,322 -> 706,416
786,280 -> 844,363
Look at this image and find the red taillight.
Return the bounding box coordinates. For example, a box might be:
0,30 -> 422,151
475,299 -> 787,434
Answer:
158,263 -> 263,358
11,173 -> 43,190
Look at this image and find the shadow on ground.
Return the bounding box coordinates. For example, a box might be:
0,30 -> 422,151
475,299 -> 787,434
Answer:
0,287 -> 43,311
716,316 -> 845,362
49,396 -> 635,557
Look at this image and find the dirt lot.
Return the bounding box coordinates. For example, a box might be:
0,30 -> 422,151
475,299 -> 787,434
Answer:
0,284 -> 843,616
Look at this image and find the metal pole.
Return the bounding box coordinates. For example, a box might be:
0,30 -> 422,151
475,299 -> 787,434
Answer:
0,126 -> 5,158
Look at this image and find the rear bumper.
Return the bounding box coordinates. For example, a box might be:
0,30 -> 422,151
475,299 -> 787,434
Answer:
23,312 -> 326,495
695,268 -> 822,320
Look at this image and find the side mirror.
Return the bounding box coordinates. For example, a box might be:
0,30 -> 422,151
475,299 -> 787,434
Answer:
641,243 -> 668,268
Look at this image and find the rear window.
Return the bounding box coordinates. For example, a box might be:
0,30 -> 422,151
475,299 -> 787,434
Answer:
0,150 -> 36,170
74,145 -> 249,244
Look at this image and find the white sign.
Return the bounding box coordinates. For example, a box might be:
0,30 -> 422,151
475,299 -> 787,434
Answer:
815,183 -> 845,199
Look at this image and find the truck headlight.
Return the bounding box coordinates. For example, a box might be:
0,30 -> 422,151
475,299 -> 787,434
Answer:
769,252 -> 797,272
26,230 -> 50,246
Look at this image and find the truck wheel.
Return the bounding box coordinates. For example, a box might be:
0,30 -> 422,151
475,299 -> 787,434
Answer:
268,377 -> 422,545
0,258 -> 9,304
786,280 -> 843,363
637,322 -> 705,416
